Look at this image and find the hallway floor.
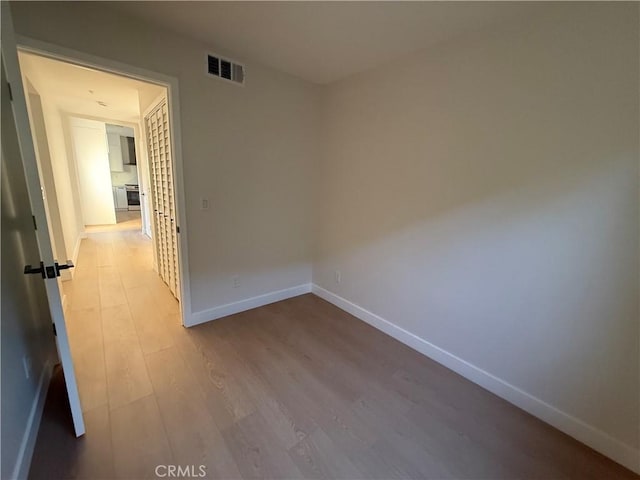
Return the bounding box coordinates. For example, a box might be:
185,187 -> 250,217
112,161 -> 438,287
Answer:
84,210 -> 142,233
62,228 -> 181,414
29,232 -> 636,479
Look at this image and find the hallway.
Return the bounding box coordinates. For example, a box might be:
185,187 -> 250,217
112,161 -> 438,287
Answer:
31,226 -> 192,478
62,228 -> 181,415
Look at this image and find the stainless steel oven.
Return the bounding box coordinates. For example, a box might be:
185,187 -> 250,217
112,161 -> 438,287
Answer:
125,184 -> 140,211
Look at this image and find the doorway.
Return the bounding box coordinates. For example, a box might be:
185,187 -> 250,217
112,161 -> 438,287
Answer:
16,43 -> 190,434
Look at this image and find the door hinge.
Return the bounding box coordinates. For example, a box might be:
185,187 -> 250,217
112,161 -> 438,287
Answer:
7,82 -> 13,101
32,215 -> 37,230
176,226 -> 180,234
52,323 -> 57,336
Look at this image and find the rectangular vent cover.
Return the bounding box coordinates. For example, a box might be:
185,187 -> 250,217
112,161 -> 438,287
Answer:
207,54 -> 245,85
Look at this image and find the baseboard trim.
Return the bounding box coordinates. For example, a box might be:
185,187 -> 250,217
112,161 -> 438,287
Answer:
68,234 -> 85,280
311,284 -> 640,474
72,234 -> 83,264
11,360 -> 53,480
187,283 -> 312,327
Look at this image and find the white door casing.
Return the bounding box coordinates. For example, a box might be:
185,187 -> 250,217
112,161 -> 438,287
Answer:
13,34 -> 192,326
134,125 -> 153,238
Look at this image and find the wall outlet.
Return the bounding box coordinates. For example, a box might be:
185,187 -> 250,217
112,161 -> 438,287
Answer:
22,355 -> 32,380
201,198 -> 210,210
334,270 -> 341,284
232,275 -> 240,288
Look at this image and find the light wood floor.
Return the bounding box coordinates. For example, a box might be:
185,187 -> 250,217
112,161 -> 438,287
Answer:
84,210 -> 142,233
30,231 -> 636,479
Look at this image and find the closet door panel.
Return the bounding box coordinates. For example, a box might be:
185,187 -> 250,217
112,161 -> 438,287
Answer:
144,99 -> 180,301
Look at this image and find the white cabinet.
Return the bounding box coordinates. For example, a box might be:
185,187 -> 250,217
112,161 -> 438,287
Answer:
107,132 -> 123,172
112,186 -> 128,211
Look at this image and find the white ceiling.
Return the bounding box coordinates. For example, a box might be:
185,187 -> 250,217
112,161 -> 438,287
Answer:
18,51 -> 164,123
110,1 -> 541,84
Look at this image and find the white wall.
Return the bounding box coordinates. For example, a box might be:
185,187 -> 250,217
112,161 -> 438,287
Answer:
11,1 -> 319,316
23,81 -> 68,265
110,165 -> 138,187
315,1 -> 639,467
20,66 -> 88,275
69,117 -> 116,226
40,99 -> 85,267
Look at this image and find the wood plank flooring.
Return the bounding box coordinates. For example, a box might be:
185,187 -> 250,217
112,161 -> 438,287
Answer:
29,230 -> 637,479
84,210 -> 141,233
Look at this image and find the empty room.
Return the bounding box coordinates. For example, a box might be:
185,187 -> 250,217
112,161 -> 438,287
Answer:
1,1 -> 638,480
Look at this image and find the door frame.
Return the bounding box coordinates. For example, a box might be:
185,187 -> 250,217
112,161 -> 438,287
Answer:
59,112 -> 151,241
16,35 -> 193,327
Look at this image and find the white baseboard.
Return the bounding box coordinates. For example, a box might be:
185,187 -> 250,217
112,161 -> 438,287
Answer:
11,360 -> 53,480
311,284 -> 640,474
187,283 -> 312,327
72,234 -> 83,264
67,233 -> 85,280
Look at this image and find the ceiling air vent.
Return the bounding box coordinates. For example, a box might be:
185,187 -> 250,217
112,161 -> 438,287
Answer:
207,55 -> 219,76
207,54 -> 245,85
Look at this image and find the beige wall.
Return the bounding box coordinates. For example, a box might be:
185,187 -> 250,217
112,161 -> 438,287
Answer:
11,1 -> 320,315
316,2 -> 639,454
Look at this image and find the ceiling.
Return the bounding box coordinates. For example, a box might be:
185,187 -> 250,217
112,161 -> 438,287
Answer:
18,51 -> 164,123
109,1 -> 541,84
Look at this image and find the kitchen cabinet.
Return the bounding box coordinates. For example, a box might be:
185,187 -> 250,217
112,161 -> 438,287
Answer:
112,186 -> 128,211
121,136 -> 137,165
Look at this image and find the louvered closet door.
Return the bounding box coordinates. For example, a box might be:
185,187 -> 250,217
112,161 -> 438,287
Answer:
145,99 -> 180,301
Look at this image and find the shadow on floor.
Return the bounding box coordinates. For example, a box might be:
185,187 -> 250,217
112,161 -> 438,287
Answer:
29,366 -> 115,479
29,366 -> 81,478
